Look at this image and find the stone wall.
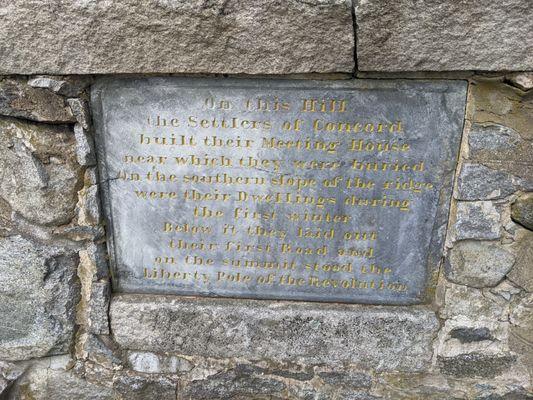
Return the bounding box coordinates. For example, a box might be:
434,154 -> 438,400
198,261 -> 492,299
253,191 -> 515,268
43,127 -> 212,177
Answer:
0,1 -> 532,399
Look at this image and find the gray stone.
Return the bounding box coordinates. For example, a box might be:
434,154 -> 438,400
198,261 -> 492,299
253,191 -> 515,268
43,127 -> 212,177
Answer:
128,351 -> 193,374
355,0 -> 533,71
507,73 -> 533,91
438,353 -> 517,378
445,241 -> 515,288
0,236 -> 80,361
0,0 -> 353,75
182,365 -> 287,400
6,356 -> 114,400
469,124 -> 522,155
111,295 -> 439,372
73,124 -> 96,166
0,117 -> 82,226
0,78 -> 74,123
511,193 -> 533,231
67,99 -> 91,130
28,76 -> 93,97
449,327 -> 494,343
456,164 -> 516,201
453,201 -> 501,241
113,373 -> 176,400
318,371 -> 372,388
507,229 -> 533,292
93,77 -> 466,305
88,281 -> 110,335
0,361 -> 24,395
81,334 -> 122,369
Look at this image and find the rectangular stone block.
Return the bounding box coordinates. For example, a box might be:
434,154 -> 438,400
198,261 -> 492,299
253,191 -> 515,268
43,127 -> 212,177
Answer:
110,294 -> 439,372
92,77 -> 467,305
355,0 -> 533,71
0,0 -> 354,75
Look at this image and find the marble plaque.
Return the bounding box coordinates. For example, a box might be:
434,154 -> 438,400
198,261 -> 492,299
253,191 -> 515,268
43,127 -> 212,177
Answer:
92,78 -> 467,304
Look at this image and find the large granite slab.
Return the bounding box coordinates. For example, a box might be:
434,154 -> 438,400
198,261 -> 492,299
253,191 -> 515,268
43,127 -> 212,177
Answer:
355,0 -> 533,71
92,77 -> 467,304
0,0 -> 353,75
110,294 -> 439,372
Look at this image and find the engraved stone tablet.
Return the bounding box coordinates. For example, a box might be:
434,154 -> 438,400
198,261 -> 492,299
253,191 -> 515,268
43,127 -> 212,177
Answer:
92,78 -> 467,304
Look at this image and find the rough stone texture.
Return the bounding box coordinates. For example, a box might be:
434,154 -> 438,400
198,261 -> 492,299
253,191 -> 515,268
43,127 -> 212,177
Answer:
456,163 -> 516,201
467,81 -> 533,184
113,373 -> 176,400
507,229 -> 533,292
445,241 -> 515,288
0,361 -> 24,395
128,352 -> 193,374
509,294 -> 533,377
28,76 -> 93,98
0,0 -> 354,75
0,117 -> 82,226
437,353 -> 517,378
511,193 -> 533,231
0,236 -> 80,361
73,124 -> 96,167
5,356 -> 114,400
355,0 -> 533,71
507,73 -> 533,91
453,201 -> 501,240
111,295 -> 439,372
0,78 -> 74,123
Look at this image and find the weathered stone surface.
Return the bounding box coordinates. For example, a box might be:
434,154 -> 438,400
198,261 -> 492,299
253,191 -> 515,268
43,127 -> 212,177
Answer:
88,281 -> 110,335
113,373 -> 176,400
0,78 -> 74,123
468,81 -> 533,184
355,0 -> 533,71
73,124 -> 96,166
0,236 -> 80,361
318,371 -> 372,389
453,201 -> 501,240
182,365 -> 287,400
438,353 -> 517,378
511,193 -> 533,231
509,294 -> 533,376
111,295 -> 439,372
507,229 -> 533,292
67,99 -> 91,130
0,0 -> 354,75
449,327 -> 494,343
0,361 -> 24,395
128,352 -> 192,374
5,356 -> 113,400
0,117 -> 82,226
445,241 -> 515,288
507,73 -> 533,91
28,76 -> 92,97
456,163 -> 516,201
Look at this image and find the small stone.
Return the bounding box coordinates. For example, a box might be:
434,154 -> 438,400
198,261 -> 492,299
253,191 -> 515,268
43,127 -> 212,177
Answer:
438,353 -> 516,378
113,372 -> 176,400
449,327 -> 494,343
509,294 -> 533,371
511,193 -> 533,231
456,163 -> 516,200
507,229 -> 533,292
445,241 -> 515,288
128,352 -> 193,374
318,371 -> 372,389
507,73 -> 533,91
28,76 -> 68,93
181,365 -> 286,400
83,334 -> 122,369
74,123 -> 96,166
0,236 -> 80,361
89,281 -> 111,335
469,124 -> 522,155
77,183 -> 101,226
0,78 -> 75,123
0,361 -> 24,395
453,202 -> 501,241
67,98 -> 91,129
6,355 -> 113,400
